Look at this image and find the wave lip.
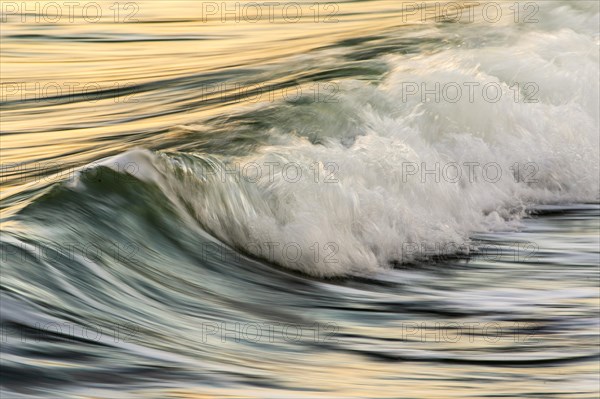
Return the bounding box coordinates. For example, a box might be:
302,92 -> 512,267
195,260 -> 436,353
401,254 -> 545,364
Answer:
112,14 -> 598,277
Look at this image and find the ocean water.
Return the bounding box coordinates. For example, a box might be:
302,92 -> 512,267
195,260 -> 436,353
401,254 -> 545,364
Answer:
1,1 -> 599,398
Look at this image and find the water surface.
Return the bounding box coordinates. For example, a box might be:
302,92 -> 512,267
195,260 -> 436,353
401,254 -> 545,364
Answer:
1,1 -> 599,398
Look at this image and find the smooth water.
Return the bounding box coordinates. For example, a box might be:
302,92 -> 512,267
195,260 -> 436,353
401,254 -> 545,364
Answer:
1,1 -> 599,398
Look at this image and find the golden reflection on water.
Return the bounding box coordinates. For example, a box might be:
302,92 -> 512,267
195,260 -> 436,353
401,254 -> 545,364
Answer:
1,1 -> 463,170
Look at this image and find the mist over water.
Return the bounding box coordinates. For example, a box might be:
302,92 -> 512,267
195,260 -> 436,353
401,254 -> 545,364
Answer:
1,1 -> 599,398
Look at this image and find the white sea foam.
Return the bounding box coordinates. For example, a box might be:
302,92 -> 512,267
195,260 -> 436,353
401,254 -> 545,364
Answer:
105,1 -> 599,277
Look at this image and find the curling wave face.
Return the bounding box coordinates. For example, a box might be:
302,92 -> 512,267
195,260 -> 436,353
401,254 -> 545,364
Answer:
72,2 -> 600,277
